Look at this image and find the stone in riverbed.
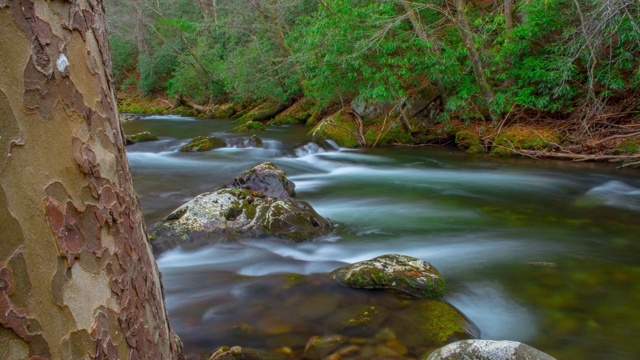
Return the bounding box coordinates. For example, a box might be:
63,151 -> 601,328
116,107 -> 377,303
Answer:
179,135 -> 226,152
223,161 -> 295,199
330,254 -> 445,299
426,340 -> 557,360
125,131 -> 158,144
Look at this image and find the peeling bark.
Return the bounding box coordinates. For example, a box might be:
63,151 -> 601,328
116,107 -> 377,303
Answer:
0,1 -> 181,359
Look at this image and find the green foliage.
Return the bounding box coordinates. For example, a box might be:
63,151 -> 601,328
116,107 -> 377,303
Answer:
165,30 -> 228,104
109,36 -> 137,87
107,0 -> 640,128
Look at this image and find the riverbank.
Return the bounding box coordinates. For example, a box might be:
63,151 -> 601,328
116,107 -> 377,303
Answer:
117,92 -> 640,168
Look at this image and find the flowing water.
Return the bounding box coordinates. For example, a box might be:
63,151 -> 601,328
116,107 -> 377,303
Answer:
123,115 -> 640,359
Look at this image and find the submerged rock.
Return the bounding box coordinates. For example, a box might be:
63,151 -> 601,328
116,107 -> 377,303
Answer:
388,299 -> 479,348
330,254 -> 445,299
302,335 -> 347,359
150,188 -> 331,253
427,340 -> 556,360
224,162 -> 295,199
179,135 -> 226,152
125,131 -> 159,145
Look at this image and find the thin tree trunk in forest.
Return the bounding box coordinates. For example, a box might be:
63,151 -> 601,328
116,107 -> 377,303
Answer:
197,0 -> 211,20
0,2 -> 181,359
398,0 -> 446,122
454,0 -> 501,122
505,0 -> 514,31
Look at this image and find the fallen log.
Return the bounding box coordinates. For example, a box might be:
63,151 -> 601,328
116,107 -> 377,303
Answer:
175,94 -> 218,114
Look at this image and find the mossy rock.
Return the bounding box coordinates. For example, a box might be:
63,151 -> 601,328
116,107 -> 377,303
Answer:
179,136 -> 226,152
455,131 -> 484,154
236,100 -> 285,124
232,121 -> 266,132
269,98 -> 315,125
373,124 -> 414,146
331,254 -> 445,299
210,104 -> 237,119
308,109 -> 359,148
125,131 -> 159,145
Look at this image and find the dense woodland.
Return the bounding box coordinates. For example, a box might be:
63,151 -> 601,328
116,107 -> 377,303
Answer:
106,0 -> 640,162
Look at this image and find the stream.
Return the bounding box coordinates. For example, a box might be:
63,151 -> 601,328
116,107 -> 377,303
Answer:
123,115 -> 640,359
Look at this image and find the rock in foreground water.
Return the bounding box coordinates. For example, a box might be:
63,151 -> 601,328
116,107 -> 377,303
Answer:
427,340 -> 557,360
331,254 -> 445,299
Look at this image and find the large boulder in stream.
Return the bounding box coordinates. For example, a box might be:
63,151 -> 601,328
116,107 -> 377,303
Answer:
331,254 -> 445,299
223,162 -> 295,199
150,163 -> 330,253
150,188 -> 331,253
427,340 -> 557,360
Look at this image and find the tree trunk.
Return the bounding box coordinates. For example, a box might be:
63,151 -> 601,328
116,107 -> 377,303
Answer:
455,0 -> 500,122
399,0 -> 447,111
0,2 -> 181,359
504,0 -> 514,31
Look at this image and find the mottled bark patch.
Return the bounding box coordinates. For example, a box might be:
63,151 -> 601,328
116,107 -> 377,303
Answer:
1,1 -> 181,359
0,256 -> 52,358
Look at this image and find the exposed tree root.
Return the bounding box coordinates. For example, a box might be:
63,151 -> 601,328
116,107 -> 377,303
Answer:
346,108 -> 367,147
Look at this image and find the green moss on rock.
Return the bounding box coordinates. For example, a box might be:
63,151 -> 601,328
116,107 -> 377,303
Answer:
236,100 -> 284,124
232,121 -> 266,132
125,131 -> 159,145
308,109 -> 359,148
179,136 -> 226,152
455,131 -> 484,154
330,254 -> 445,299
269,98 -> 315,125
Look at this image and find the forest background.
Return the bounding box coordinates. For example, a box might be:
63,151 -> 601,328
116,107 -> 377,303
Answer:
105,0 -> 640,164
